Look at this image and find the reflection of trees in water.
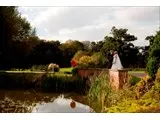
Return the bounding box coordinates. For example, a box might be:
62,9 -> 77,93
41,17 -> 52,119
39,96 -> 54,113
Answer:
32,95 -> 94,113
0,90 -> 89,113
0,97 -> 35,113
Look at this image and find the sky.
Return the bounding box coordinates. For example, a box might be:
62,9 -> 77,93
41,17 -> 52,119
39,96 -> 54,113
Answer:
18,7 -> 160,46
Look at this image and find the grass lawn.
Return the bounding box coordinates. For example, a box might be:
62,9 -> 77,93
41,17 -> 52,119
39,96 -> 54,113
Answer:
59,68 -> 73,72
0,68 -> 73,73
128,71 -> 146,74
1,68 -> 146,75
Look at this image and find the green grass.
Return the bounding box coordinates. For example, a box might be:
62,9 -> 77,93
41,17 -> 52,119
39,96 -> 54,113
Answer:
128,71 -> 145,74
0,71 -> 85,93
59,68 -> 73,72
0,71 -> 44,73
0,68 -> 73,73
60,69 -> 145,74
54,72 -> 72,76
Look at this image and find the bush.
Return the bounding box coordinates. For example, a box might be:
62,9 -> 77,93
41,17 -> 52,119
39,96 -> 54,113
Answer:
71,67 -> 78,76
142,72 -> 160,101
87,73 -> 137,112
154,72 -> 160,92
47,63 -> 59,72
72,50 -> 90,61
86,71 -> 160,113
10,68 -> 31,71
146,57 -> 159,79
86,65 -> 160,113
90,52 -> 103,68
78,55 -> 95,68
41,74 -> 86,93
104,83 -> 160,113
129,76 -> 141,86
104,72 -> 160,113
72,51 -> 105,68
0,72 -> 86,93
10,65 -> 48,71
136,106 -> 160,113
87,74 -> 111,112
71,59 -> 78,67
0,72 -> 46,89
146,30 -> 160,79
105,98 -> 160,113
30,65 -> 48,71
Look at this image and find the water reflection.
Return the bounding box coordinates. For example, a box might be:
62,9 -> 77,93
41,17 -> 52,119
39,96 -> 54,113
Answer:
0,89 -> 93,113
32,95 -> 94,113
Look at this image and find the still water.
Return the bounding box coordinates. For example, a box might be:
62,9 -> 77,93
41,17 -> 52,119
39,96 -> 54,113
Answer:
0,89 -> 91,113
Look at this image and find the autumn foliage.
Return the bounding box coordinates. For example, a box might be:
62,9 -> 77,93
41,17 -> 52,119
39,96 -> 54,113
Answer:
71,59 -> 78,67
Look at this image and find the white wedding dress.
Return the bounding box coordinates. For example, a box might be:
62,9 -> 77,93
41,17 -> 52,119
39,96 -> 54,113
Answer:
111,54 -> 123,70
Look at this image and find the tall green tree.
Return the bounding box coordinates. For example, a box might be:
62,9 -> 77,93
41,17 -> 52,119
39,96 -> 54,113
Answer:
146,29 -> 160,79
145,35 -> 155,46
101,26 -> 138,68
82,41 -> 91,51
59,40 -> 84,67
0,6 -> 35,69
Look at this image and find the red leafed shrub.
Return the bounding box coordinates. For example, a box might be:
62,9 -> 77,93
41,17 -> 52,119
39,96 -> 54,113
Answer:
71,59 -> 78,67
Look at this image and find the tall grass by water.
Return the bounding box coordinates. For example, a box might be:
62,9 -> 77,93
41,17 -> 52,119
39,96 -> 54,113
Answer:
87,73 -> 111,112
0,71 -> 86,93
87,71 -> 160,113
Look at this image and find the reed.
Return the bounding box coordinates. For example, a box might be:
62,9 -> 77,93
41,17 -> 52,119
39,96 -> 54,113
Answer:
0,71 -> 86,93
87,73 -> 111,112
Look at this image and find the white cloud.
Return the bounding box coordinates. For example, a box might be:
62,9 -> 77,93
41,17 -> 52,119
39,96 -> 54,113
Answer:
21,14 -> 29,19
18,7 -> 160,46
44,28 -> 48,32
58,28 -> 72,35
114,7 -> 159,24
32,7 -> 68,25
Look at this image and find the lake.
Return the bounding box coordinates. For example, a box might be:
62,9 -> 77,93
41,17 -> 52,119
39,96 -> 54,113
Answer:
0,89 -> 89,113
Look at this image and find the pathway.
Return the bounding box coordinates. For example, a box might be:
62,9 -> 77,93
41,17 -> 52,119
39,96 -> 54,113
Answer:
129,72 -> 147,78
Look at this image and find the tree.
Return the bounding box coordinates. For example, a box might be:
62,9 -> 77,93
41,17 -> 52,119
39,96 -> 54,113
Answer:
91,52 -> 105,68
136,46 -> 148,68
145,35 -> 155,46
72,50 -> 90,61
28,40 -> 62,66
0,6 -> 33,69
146,29 -> 160,79
110,26 -> 137,42
101,26 -> 138,68
96,41 -> 104,52
90,42 -> 97,52
59,40 -> 85,67
82,41 -> 91,51
78,56 -> 94,68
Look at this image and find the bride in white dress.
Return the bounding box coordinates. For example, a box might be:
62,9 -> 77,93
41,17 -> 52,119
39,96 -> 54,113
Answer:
111,51 -> 123,70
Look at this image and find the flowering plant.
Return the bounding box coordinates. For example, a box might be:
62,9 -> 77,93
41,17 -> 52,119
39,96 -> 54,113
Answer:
71,59 -> 78,67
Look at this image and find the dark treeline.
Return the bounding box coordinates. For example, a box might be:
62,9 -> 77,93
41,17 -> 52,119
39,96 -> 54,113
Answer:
0,6 -> 157,70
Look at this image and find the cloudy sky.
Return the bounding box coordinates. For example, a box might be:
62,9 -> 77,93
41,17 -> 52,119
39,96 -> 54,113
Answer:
18,7 -> 160,46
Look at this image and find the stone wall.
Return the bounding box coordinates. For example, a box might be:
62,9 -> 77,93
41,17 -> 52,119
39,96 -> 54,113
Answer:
77,68 -> 108,78
77,68 -> 128,90
109,69 -> 128,90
